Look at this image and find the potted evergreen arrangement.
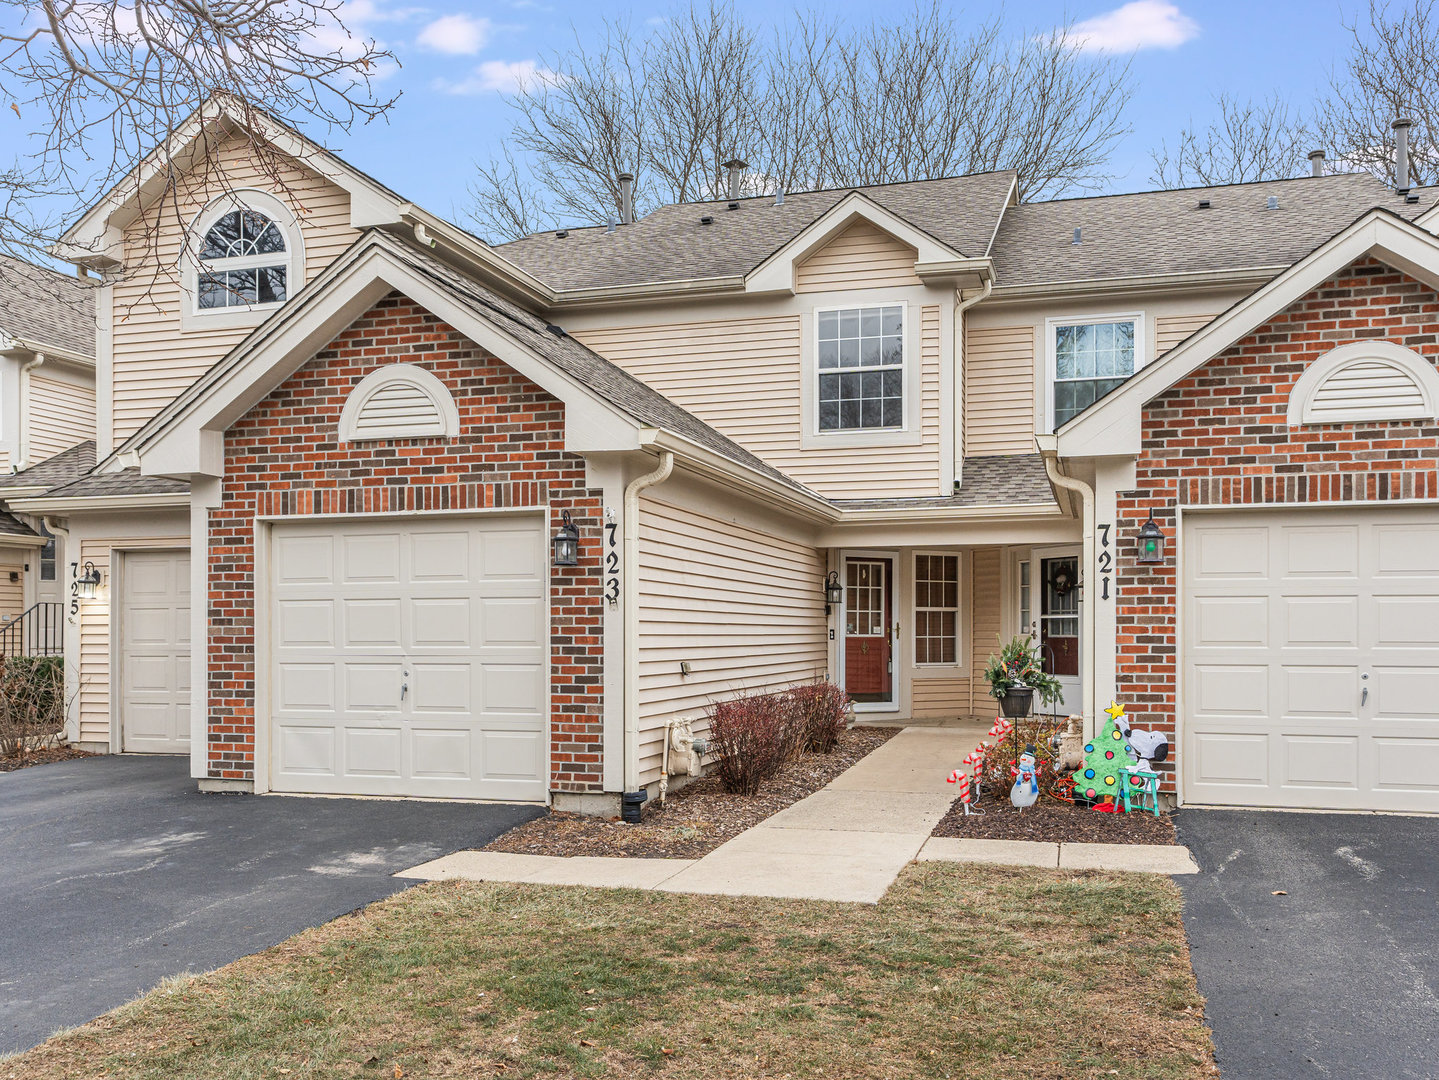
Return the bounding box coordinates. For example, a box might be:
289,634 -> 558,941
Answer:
984,634 -> 1063,718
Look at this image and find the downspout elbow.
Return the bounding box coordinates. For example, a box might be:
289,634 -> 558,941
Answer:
621,449 -> 674,816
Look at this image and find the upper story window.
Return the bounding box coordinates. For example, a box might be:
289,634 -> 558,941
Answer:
197,209 -> 288,309
181,190 -> 304,330
817,304 -> 904,432
1049,314 -> 1144,428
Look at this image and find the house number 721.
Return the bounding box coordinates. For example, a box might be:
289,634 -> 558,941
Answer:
1097,523 -> 1112,601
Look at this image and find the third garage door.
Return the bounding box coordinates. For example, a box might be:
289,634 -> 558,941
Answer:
1183,506 -> 1439,811
269,516 -> 547,801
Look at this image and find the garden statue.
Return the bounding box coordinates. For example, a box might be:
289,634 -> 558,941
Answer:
1052,714 -> 1086,773
1112,713 -> 1170,771
1010,745 -> 1040,811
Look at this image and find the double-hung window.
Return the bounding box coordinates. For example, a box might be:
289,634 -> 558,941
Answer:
817,304 -> 904,432
1051,316 -> 1141,428
914,553 -> 960,665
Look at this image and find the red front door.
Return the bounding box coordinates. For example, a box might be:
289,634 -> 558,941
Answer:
844,558 -> 892,703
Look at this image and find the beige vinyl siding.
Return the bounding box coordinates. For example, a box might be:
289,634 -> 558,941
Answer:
111,136 -> 357,446
576,306 -> 943,499
1154,313 -> 1214,356
795,220 -> 922,292
909,547 -> 1003,718
76,536 -> 187,745
964,325 -> 1036,456
0,561 -> 24,623
29,373 -> 96,461
635,495 -> 827,786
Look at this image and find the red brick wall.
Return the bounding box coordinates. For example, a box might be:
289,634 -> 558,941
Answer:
1116,257 -> 1439,792
207,292 -> 606,792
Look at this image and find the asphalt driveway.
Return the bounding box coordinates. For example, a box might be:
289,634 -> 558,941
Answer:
1175,809 -> 1439,1080
0,754 -> 542,1054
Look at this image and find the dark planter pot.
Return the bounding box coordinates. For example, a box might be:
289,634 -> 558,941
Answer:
997,687 -> 1034,718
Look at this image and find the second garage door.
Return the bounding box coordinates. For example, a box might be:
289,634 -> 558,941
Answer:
269,516 -> 547,801
1183,506 -> 1439,812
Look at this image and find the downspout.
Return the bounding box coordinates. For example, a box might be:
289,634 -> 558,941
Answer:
18,353 -> 44,469
952,276 -> 992,488
622,448 -> 674,819
1041,451 -> 1097,736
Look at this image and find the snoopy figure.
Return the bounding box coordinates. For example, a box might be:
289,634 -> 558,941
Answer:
1010,744 -> 1040,812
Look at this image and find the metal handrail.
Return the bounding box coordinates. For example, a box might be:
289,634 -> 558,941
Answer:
0,602 -> 63,658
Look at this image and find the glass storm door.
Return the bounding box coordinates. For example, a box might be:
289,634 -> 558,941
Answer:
1038,554 -> 1082,715
844,558 -> 893,705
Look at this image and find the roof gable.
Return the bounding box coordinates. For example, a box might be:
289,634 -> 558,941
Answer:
1057,208 -> 1439,456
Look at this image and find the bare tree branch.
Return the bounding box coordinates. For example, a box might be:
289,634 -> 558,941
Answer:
467,0 -> 1134,241
1149,93 -> 1313,188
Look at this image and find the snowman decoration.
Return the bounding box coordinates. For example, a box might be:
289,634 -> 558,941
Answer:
1010,744 -> 1040,812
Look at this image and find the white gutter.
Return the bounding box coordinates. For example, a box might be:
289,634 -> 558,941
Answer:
17,353 -> 44,470
953,275 -> 994,483
10,492 -> 189,514
622,449 -> 674,798
1040,447 -> 1097,736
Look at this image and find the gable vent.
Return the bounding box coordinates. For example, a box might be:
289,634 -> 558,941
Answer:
1308,360 -> 1426,419
1288,342 -> 1439,427
339,363 -> 459,443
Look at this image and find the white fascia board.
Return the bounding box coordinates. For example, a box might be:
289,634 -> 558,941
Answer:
1057,211 -> 1439,457
8,492 -> 188,514
137,244 -> 646,478
0,533 -> 46,548
745,191 -> 968,294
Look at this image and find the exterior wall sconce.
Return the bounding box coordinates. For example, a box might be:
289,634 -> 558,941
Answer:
1137,512 -> 1166,565
551,510 -> 580,567
76,561 -> 103,599
824,570 -> 843,614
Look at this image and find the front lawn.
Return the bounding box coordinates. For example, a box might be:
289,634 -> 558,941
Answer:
4,864 -> 1217,1080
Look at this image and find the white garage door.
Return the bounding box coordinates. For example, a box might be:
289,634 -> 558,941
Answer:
1184,506 -> 1439,811
120,551 -> 191,754
269,516 -> 547,801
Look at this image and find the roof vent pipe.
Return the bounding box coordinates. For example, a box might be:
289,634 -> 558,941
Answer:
1072,227 -> 1082,245
1393,118 -> 1413,191
722,158 -> 747,201
1309,149 -> 1326,176
774,187 -> 784,207
618,172 -> 634,225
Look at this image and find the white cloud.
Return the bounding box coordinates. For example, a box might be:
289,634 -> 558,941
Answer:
434,58 -> 555,94
1072,1 -> 1199,53
416,13 -> 492,55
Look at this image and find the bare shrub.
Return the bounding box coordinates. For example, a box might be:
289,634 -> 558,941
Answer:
786,681 -> 850,755
0,656 -> 65,759
708,692 -> 794,795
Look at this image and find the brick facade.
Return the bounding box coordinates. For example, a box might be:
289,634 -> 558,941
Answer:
1115,257 -> 1439,792
207,292 -> 606,791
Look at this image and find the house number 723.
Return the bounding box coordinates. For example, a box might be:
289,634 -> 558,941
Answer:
604,522 -> 620,606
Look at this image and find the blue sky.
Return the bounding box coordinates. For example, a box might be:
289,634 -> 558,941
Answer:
332,0 -> 1361,226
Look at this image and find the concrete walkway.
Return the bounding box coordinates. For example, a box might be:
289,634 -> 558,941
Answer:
398,726 -> 1198,901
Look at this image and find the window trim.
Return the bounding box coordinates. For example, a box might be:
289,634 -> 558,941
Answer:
179,188 -> 305,332
910,549 -> 967,675
1044,311 -> 1146,432
801,298 -> 923,449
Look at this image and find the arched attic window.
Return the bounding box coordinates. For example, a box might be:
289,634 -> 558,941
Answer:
181,189 -> 304,328
1286,341 -> 1439,426
338,364 -> 460,443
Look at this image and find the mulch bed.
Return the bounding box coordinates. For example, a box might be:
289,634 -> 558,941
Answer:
486,726 -> 899,859
0,745 -> 95,773
932,789 -> 1177,845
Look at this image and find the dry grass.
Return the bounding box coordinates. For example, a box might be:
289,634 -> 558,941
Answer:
3,864 -> 1217,1080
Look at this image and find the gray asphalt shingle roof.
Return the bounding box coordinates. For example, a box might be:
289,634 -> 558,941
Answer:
496,172 -> 1017,292
39,468 -> 189,500
989,173 -> 1439,289
0,255 -> 96,359
0,509 -> 39,538
0,440 -> 96,491
833,454 -> 1056,510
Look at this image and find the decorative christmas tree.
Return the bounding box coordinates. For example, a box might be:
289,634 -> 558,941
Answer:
1073,702 -> 1140,807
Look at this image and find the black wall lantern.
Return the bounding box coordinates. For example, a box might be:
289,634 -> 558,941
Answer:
1137,512 -> 1166,565
551,510 -> 580,567
824,570 -> 843,614
76,560 -> 103,600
